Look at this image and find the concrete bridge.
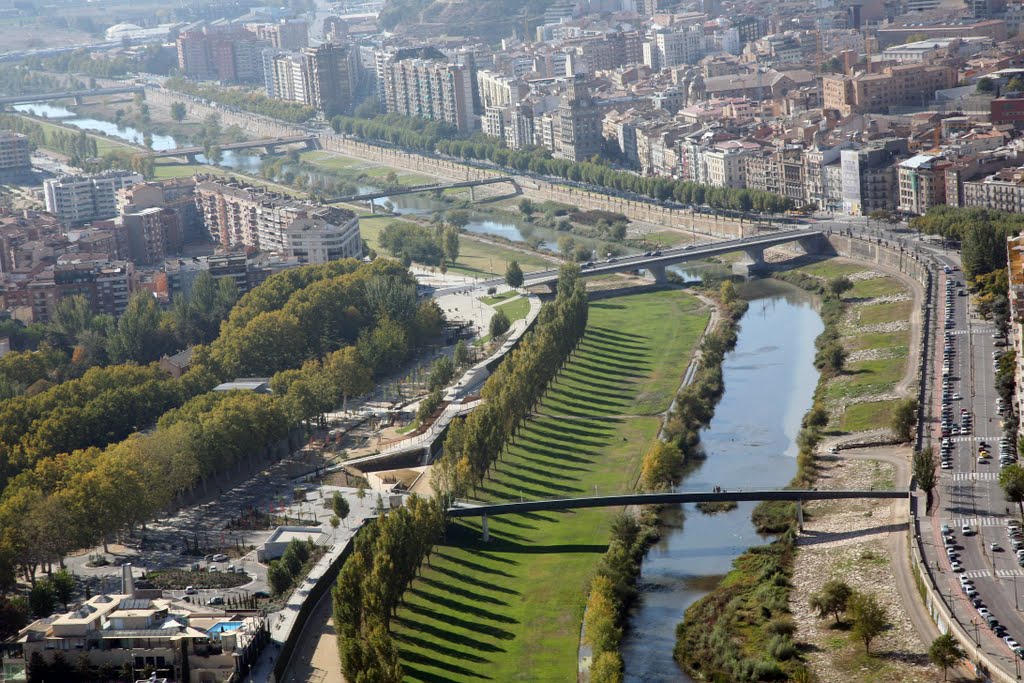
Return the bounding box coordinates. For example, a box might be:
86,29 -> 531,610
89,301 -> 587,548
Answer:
149,135 -> 319,162
514,227 -> 829,290
448,488 -> 909,541
327,176 -> 520,212
0,86 -> 145,107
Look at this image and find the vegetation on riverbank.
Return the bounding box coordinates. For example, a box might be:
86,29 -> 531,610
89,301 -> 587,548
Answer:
389,288 -> 708,681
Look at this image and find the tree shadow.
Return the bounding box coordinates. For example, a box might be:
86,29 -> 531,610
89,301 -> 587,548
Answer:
400,654 -> 494,680
409,587 -> 519,624
401,601 -> 516,640
511,451 -> 591,472
394,629 -> 493,663
549,388 -> 630,410
430,564 -> 521,595
432,551 -> 516,578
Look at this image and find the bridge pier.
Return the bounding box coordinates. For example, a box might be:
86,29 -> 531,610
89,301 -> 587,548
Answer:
797,234 -> 830,255
796,498 -> 803,531
648,264 -> 667,284
185,153 -> 199,164
368,200 -> 376,214
481,514 -> 489,542
264,144 -> 277,155
468,185 -> 475,202
73,95 -> 84,106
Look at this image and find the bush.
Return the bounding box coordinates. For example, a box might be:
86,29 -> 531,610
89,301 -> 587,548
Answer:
489,309 -> 511,338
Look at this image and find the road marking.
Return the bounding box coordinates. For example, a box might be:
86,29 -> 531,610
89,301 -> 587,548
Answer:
946,517 -> 1006,527
995,569 -> 1024,577
952,472 -> 1000,481
963,569 -> 993,579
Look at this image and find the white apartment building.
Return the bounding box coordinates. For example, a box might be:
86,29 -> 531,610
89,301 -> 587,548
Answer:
43,170 -> 144,225
643,26 -> 706,70
704,147 -> 749,188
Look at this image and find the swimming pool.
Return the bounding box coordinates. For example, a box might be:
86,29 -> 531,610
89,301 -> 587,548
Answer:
207,622 -> 242,636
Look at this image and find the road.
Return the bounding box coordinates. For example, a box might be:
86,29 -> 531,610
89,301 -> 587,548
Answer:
918,249 -> 1024,678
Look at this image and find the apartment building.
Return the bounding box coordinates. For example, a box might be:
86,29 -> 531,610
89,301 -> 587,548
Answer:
557,77 -> 603,162
176,24 -> 268,83
195,178 -> 361,263
642,25 -> 706,71
248,18 -> 308,49
0,132 -> 31,182
301,43 -> 360,116
44,170 -> 144,225
822,64 -> 958,115
118,207 -> 182,265
381,50 -> 475,131
476,70 -> 528,110
964,167 -> 1024,213
840,140 -> 908,215
897,154 -> 951,215
2,258 -> 133,322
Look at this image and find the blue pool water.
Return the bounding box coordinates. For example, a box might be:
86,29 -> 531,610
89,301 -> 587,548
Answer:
207,621 -> 242,636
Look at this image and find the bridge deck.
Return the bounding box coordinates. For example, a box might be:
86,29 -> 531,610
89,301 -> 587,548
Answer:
447,488 -> 908,517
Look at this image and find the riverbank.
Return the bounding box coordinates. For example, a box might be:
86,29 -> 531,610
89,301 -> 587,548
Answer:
673,255 -> 926,681
389,287 -> 710,682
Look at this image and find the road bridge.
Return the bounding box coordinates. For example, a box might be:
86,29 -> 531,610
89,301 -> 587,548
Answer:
529,227 -> 828,289
148,135 -> 319,162
0,86 -> 145,107
449,488 -> 909,541
327,176 -> 519,211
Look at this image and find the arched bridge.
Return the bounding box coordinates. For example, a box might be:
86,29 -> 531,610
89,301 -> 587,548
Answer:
149,135 -> 319,162
0,86 -> 145,107
448,488 -> 909,541
326,176 -> 519,211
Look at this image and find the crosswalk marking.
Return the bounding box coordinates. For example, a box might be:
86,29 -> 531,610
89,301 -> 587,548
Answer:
995,569 -> 1024,578
951,472 -> 1000,481
962,569 -> 992,579
945,516 -> 1006,527
945,436 -> 991,443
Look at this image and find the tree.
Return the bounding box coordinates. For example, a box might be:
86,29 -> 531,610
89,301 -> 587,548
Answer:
427,356 -> 455,391
815,342 -> 846,374
331,492 -> 350,526
976,77 -> 995,93
505,260 -> 524,289
442,227 -> 460,263
849,591 -> 888,653
49,569 -> 75,611
1009,77 -> 1024,93
928,632 -> 964,681
106,292 -> 166,364
719,279 -> 737,304
445,209 -> 470,229
488,309 -> 511,338
891,398 -> 918,442
518,198 -> 535,217
583,575 -> 621,654
266,560 -> 291,595
808,579 -> 853,626
590,650 -> 624,683
640,441 -> 683,490
912,447 -> 936,501
329,515 -> 340,536
453,339 -> 471,367
1000,464 -> 1024,519
827,276 -> 853,297
170,101 -> 187,122
28,580 -> 55,617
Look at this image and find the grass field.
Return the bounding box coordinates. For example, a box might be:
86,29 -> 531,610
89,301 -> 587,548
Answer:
481,291 -> 517,305
301,150 -> 436,185
798,260 -> 871,280
845,276 -> 905,300
391,289 -> 710,682
839,399 -> 903,432
825,356 -> 907,400
857,300 -> 913,327
495,296 -> 530,323
22,115 -> 136,156
843,330 -> 911,352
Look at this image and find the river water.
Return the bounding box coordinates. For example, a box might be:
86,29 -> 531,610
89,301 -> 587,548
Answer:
620,279 -> 823,681
12,102 -> 263,173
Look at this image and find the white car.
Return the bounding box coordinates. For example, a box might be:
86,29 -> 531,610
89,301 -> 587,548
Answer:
951,562 -> 965,572
963,524 -> 974,536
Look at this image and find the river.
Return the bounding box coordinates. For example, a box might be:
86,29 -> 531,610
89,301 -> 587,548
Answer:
620,278 -> 823,681
12,102 -> 264,173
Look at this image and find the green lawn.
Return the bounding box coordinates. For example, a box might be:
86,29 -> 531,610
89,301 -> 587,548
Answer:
843,330 -> 911,352
21,115 -> 136,156
840,399 -> 903,433
825,356 -> 906,400
392,289 -> 710,682
845,276 -> 905,300
857,300 -> 913,327
300,150 -> 436,185
643,230 -> 692,247
481,291 -> 517,305
798,260 -> 871,280
495,296 -> 529,323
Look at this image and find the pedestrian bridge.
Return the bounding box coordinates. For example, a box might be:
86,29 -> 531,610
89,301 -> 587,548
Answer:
0,86 -> 144,107
448,488 -> 909,540
326,176 -> 520,210
149,135 -> 318,162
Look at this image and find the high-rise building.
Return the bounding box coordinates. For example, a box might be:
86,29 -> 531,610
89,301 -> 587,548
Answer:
557,77 -> 602,162
118,207 -> 182,265
381,50 -> 475,131
117,177 -> 204,243
301,43 -> 359,117
44,171 -> 144,225
176,25 -> 269,83
0,132 -> 31,182
248,19 -> 308,49
643,26 -> 706,70
195,178 -> 362,263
